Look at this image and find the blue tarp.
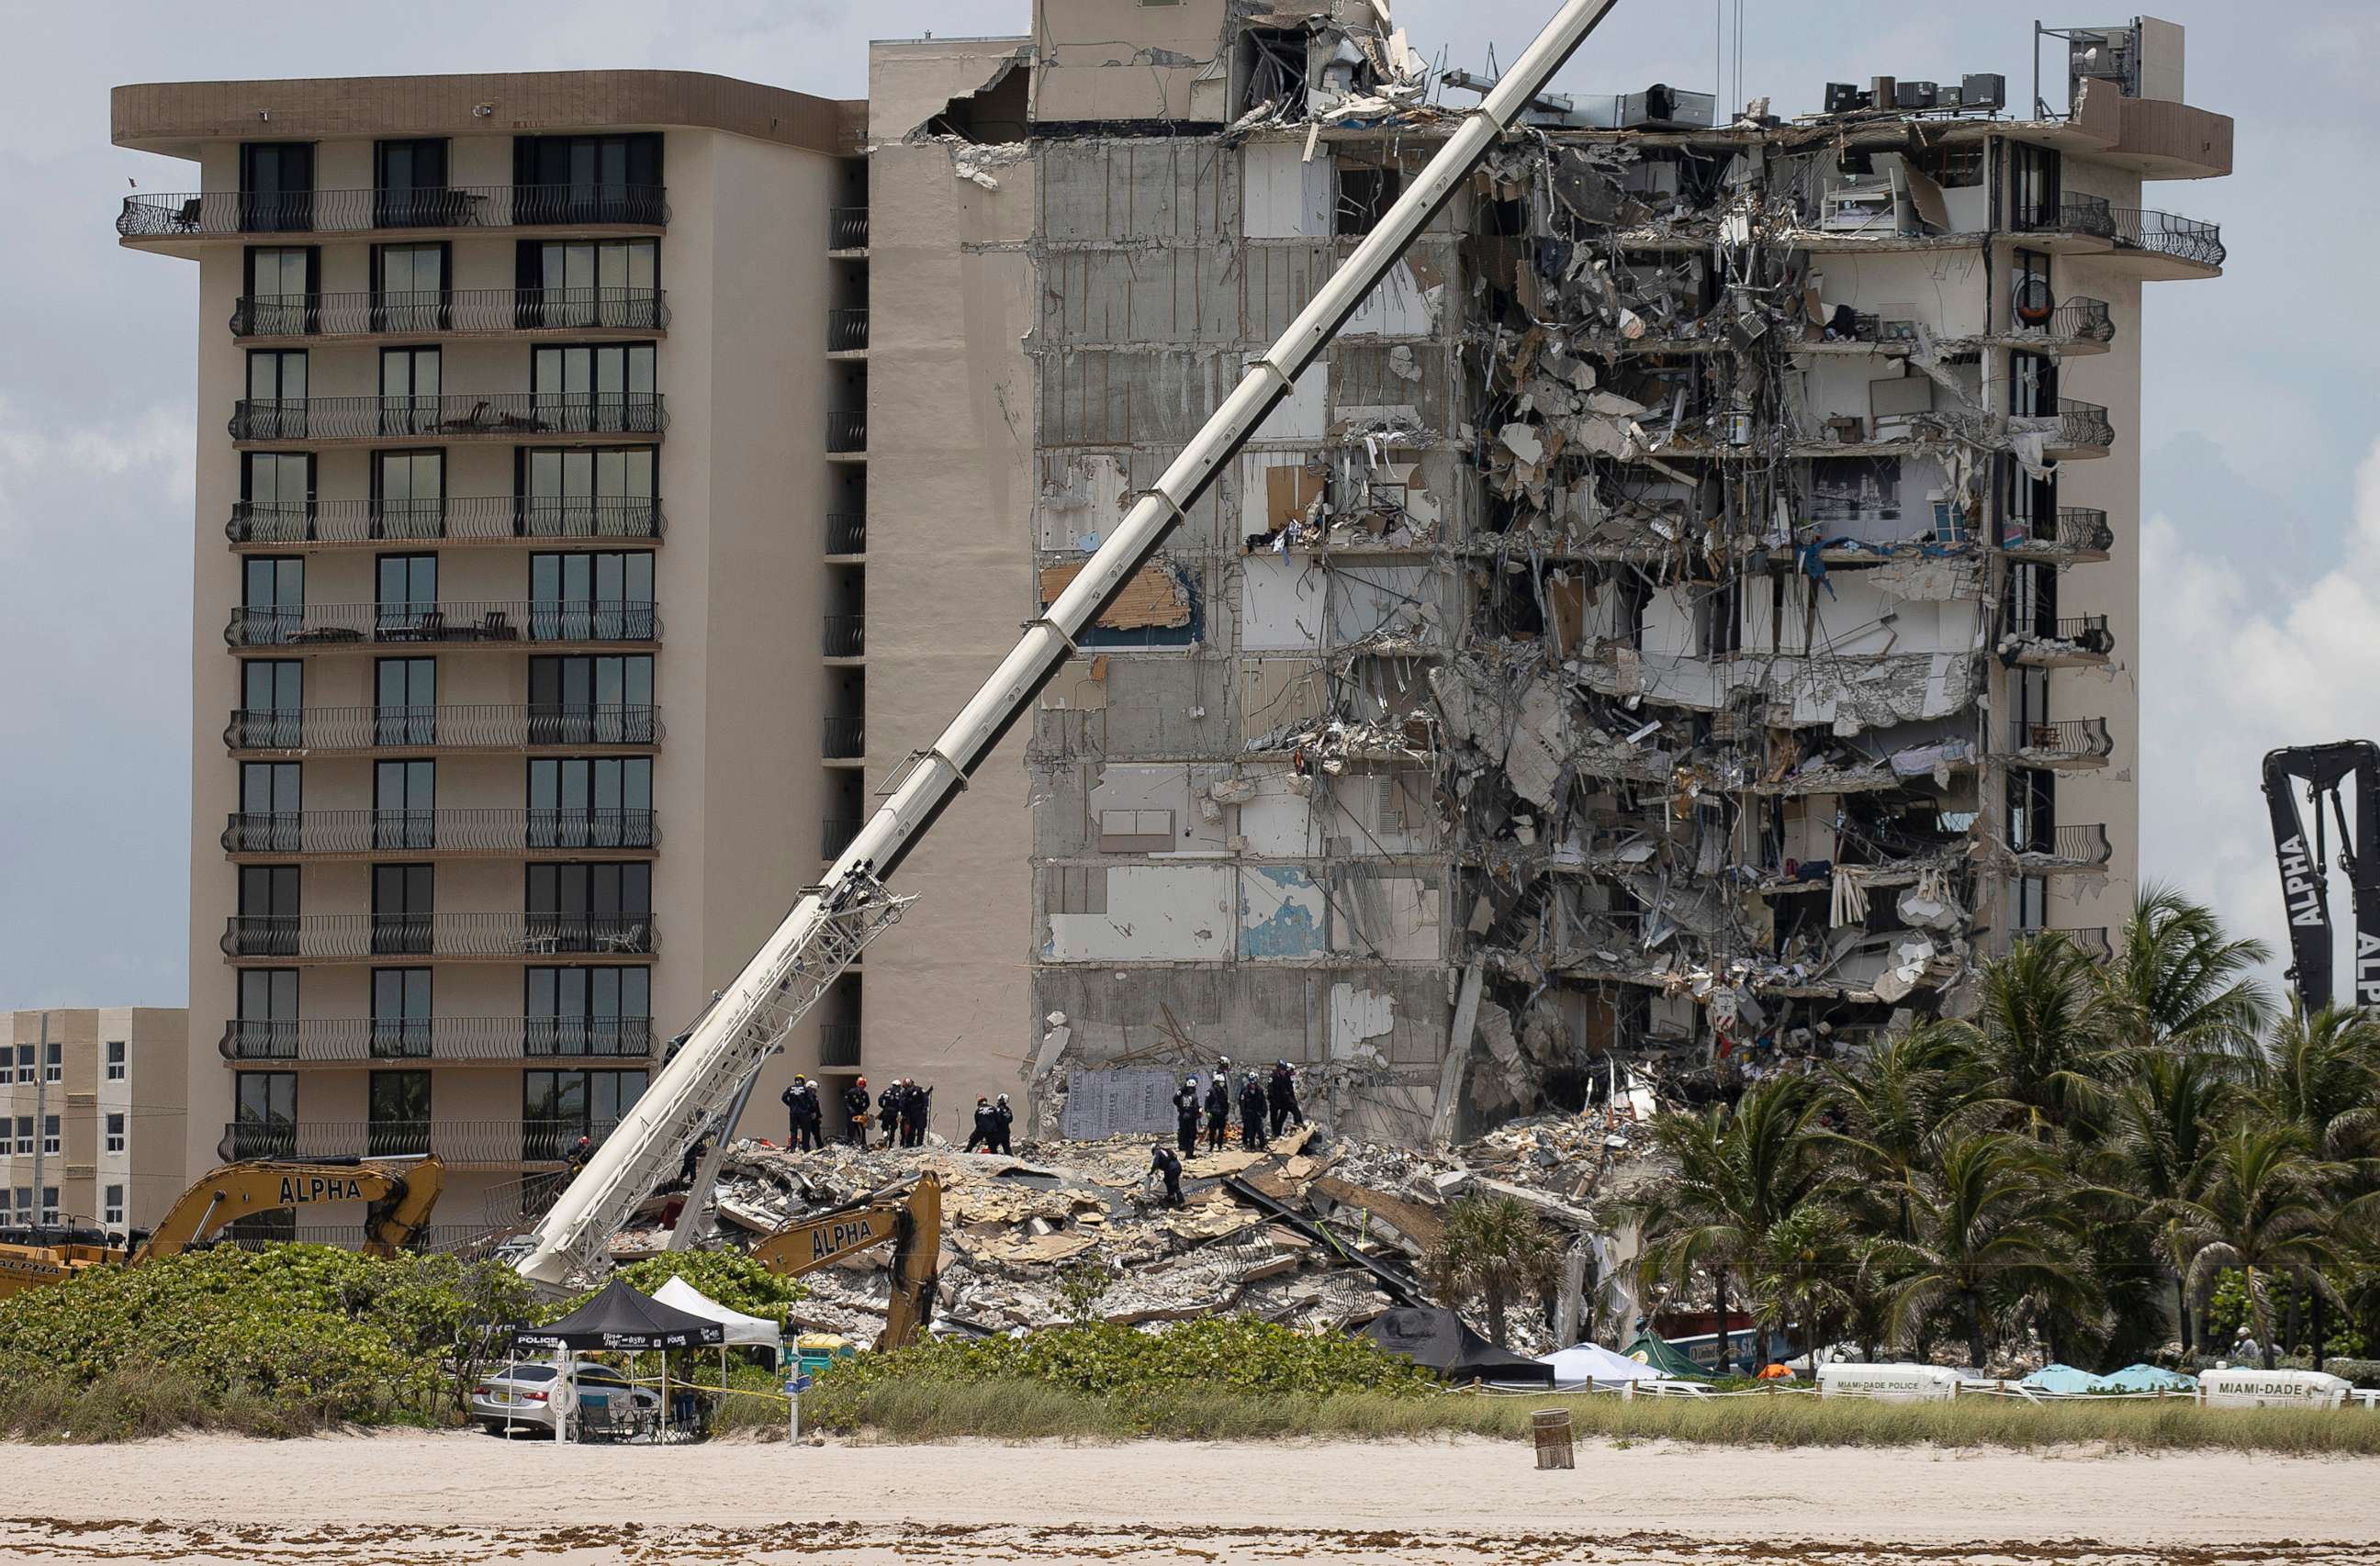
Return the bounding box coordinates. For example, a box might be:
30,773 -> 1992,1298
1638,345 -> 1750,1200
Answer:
2019,1362 -> 2198,1394
2102,1363 -> 2197,1393
2018,1363 -> 2105,1394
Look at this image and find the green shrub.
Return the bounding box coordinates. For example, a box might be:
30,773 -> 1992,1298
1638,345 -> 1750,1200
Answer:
597,1251 -> 807,1325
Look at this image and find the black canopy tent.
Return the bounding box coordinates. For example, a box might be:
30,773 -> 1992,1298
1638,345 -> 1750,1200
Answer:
514,1279 -> 724,1351
1359,1306 -> 1555,1384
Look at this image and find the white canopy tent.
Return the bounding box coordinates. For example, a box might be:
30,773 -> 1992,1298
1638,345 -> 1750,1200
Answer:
1541,1342 -> 1665,1388
652,1277 -> 786,1349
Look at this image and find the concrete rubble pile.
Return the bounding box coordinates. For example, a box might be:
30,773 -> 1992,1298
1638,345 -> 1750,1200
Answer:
676,1111 -> 1666,1353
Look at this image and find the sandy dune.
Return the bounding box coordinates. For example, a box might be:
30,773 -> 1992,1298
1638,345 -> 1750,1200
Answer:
2,1430 -> 2373,1563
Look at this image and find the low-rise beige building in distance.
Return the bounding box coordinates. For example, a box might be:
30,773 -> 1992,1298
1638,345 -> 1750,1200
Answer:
0,1009 -> 187,1237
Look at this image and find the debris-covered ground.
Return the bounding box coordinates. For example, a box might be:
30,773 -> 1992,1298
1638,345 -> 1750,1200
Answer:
629,1110 -> 1665,1357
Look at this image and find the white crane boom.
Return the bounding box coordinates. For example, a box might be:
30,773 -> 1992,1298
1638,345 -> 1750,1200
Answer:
510,0 -> 1623,1289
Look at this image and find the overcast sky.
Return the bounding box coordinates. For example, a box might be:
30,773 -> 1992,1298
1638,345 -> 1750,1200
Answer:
2,1 -> 2374,1007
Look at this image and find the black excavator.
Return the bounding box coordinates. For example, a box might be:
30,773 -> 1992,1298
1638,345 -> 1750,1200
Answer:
2262,743 -> 2380,1009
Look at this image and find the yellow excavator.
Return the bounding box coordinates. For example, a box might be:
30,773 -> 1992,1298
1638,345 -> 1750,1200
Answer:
0,1155 -> 447,1302
747,1171 -> 940,1349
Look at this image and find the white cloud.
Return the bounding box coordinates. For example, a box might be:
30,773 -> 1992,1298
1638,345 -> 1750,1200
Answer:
2139,437 -> 2380,979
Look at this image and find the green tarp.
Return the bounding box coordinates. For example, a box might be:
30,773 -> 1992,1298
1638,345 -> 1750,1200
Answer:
1622,1331 -> 1710,1381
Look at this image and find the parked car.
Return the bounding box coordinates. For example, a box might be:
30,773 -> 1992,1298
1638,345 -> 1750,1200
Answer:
470,1359 -> 659,1437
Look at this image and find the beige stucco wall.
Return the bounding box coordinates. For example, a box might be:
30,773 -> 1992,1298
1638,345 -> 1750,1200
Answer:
1,1008 -> 186,1232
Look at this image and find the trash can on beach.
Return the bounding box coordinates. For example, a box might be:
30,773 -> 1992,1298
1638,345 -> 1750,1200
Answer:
1532,1407 -> 1575,1470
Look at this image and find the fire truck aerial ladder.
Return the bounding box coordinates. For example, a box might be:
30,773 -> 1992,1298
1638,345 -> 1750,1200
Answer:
506,0 -> 1628,1291
2262,743 -> 2380,1010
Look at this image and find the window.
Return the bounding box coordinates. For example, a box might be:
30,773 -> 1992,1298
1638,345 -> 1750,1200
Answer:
2009,350 -> 2057,420
13,1043 -> 30,1083
2008,769 -> 2057,857
522,239 -> 658,329
373,139 -> 450,227
240,555 -> 304,645
374,758 -> 436,851
522,1068 -> 648,1158
530,551 -> 653,641
105,1040 -> 127,1082
512,133 -> 662,224
529,655 -> 656,744
378,346 -> 443,436
39,1042 -> 59,1084
372,968 -> 433,1058
236,866 -> 301,956
527,966 -> 650,1057
234,969 -> 299,1060
520,447 -> 656,538
104,1185 -> 124,1227
1096,809 -> 1175,855
372,450 -> 445,541
525,862 -> 651,954
375,657 -> 436,746
242,245 -> 319,335
106,1113 -> 126,1155
10,1190 -> 27,1225
40,1116 -> 59,1157
238,453 -> 316,543
528,757 -> 653,848
12,1117 -> 29,1156
238,141 -> 314,232
233,1071 -> 298,1159
2013,247 -> 2053,330
2011,142 -> 2060,232
237,760 -> 301,853
1336,164 -> 1401,236
366,1071 -> 432,1157
238,661 -> 304,749
244,349 -> 308,439
532,342 -> 658,434
372,864 -> 435,956
2011,561 -> 2060,640
39,1187 -> 57,1226
375,552 -> 437,638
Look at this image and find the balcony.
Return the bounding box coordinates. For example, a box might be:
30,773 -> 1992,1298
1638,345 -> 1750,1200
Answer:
2016,193 -> 2118,243
2013,822 -> 2113,872
230,394 -> 666,445
221,913 -> 656,963
826,512 -> 867,557
818,1023 -> 862,1068
216,1117 -> 624,1167
226,704 -> 662,755
2012,194 -> 2223,274
822,817 -> 862,858
829,308 -> 870,353
2009,717 -> 2114,769
823,615 -> 865,657
827,410 -> 867,455
822,715 -> 865,760
2023,296 -> 2116,353
230,288 -> 669,341
228,497 -> 664,548
219,1016 -> 653,1064
2004,613 -> 2114,667
225,600 -> 659,649
2001,507 -> 2112,562
221,809 -> 658,860
119,184 -> 669,240
830,207 -> 870,251
2043,398 -> 2114,456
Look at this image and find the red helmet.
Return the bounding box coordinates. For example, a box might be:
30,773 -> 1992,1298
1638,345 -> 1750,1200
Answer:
857,1075 -> 868,1087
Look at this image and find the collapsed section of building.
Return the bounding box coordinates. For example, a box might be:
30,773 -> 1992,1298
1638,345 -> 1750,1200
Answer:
864,4 -> 2227,1142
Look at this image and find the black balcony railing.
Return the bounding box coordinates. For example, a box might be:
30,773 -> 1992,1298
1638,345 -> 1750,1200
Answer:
230,393 -> 666,442
829,308 -> 870,352
826,512 -> 867,555
2109,207 -> 2226,269
228,496 -> 664,546
230,287 -> 670,339
830,207 -> 870,250
225,703 -> 663,753
818,1023 -> 862,1068
2004,507 -> 2114,555
2034,296 -> 2116,346
823,715 -> 865,758
221,912 -> 656,960
120,185 -> 670,239
2010,717 -> 2114,761
2016,192 -> 2116,240
221,809 -> 658,856
2049,398 -> 2114,451
822,818 -> 862,858
2007,613 -> 2115,656
827,410 -> 867,453
2016,822 -> 2113,867
219,1016 -> 654,1063
823,614 -> 866,657
217,1117 -> 623,1165
225,599 -> 659,648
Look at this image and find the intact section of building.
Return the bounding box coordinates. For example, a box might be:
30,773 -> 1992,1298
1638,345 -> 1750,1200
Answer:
0,1009 -> 187,1237
116,73 -> 870,1238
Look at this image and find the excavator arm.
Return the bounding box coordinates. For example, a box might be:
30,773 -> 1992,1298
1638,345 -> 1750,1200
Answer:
2262,744 -> 2380,1009
138,1156 -> 449,1261
747,1172 -> 941,1349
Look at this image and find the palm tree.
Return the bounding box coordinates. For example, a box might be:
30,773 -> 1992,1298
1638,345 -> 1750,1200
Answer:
2251,1002 -> 2380,1169
2091,884 -> 2275,1064
1822,1021 -> 1994,1243
1875,1127 -> 2088,1370
2105,1048 -> 2239,1352
1960,934 -> 2116,1136
1626,1077 -> 1835,1373
1427,1192 -> 1560,1348
1744,1200 -> 1855,1370
2172,1122 -> 2344,1369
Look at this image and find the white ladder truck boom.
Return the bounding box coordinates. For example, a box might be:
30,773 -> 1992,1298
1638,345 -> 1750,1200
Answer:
509,0 -> 1624,1291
